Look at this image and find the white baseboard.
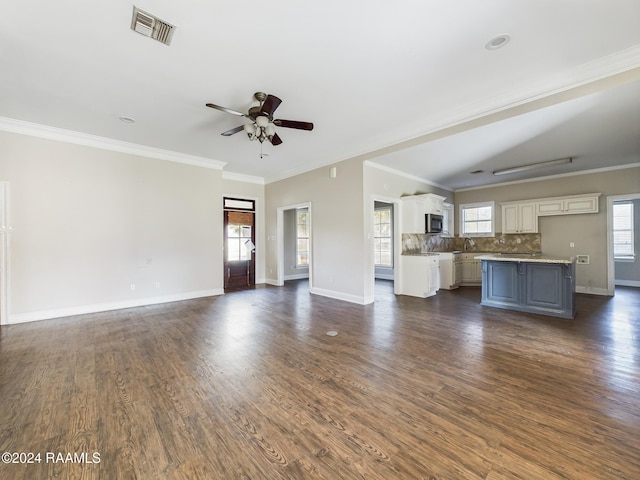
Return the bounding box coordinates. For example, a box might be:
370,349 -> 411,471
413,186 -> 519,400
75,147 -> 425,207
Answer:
310,286 -> 373,305
614,280 -> 640,287
264,278 -> 280,286
575,286 -> 610,296
8,289 -> 224,325
375,274 -> 395,281
284,273 -> 310,281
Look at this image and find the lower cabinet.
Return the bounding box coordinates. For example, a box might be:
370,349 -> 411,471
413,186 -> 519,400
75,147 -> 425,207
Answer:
454,257 -> 463,287
482,261 -> 520,306
481,260 -> 576,319
400,255 -> 440,298
460,253 -> 484,285
437,252 -> 461,290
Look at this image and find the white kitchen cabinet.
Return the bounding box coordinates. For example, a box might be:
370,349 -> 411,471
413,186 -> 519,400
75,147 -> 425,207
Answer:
536,193 -> 600,216
401,193 -> 447,233
401,196 -> 427,233
454,255 -> 463,286
424,193 -> 446,215
502,202 -> 538,234
459,252 -> 484,285
437,252 -> 462,290
442,203 -> 454,237
400,255 -> 440,298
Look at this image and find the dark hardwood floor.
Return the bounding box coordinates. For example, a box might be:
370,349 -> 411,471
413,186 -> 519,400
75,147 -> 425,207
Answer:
1,281 -> 639,479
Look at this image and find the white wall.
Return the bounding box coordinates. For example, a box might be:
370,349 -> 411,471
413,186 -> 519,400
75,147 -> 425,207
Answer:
266,158 -> 366,304
0,131 -> 225,323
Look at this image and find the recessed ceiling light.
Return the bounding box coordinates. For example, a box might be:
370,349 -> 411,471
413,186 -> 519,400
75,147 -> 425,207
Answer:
485,34 -> 511,50
119,116 -> 136,124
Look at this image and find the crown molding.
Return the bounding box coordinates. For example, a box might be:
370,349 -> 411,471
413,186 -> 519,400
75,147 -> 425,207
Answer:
222,171 -> 265,185
0,116 -> 226,170
364,160 -> 453,192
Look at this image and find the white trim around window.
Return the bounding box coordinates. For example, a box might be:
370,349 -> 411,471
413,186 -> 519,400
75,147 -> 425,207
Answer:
459,201 -> 496,237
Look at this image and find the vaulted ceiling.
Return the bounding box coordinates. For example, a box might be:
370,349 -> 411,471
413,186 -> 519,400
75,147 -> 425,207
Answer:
2,1 -> 639,189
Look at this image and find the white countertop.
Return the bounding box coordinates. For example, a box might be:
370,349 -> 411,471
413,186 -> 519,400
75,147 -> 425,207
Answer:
475,253 -> 575,264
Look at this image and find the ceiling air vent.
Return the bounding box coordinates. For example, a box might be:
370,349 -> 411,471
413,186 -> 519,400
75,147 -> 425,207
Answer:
131,6 -> 175,45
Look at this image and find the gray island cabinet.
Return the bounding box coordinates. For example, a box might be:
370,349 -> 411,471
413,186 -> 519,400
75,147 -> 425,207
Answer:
476,254 -> 576,319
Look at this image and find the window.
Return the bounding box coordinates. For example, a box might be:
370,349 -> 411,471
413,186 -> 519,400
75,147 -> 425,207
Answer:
374,206 -> 393,267
460,201 -> 495,237
227,224 -> 252,261
613,202 -> 634,259
296,208 -> 309,266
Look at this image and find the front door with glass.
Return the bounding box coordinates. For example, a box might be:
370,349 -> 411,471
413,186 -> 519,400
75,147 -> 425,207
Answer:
223,199 -> 256,291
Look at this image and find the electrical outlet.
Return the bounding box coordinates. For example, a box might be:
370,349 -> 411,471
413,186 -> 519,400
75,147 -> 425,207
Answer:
570,242 -> 575,248
130,284 -> 136,291
576,255 -> 590,264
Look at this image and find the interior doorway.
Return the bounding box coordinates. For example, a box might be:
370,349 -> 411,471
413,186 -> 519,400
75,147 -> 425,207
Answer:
371,195 -> 401,300
223,197 -> 256,291
0,182 -> 8,325
607,192 -> 640,294
276,202 -> 312,289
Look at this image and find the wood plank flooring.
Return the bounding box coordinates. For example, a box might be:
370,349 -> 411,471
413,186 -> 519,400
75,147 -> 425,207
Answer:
1,281 -> 639,479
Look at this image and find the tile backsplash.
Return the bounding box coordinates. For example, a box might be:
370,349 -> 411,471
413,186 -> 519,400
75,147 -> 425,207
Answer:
402,233 -> 541,255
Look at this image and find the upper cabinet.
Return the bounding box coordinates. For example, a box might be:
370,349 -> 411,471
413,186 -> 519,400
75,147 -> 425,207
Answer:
502,202 -> 538,234
501,193 -> 601,234
401,193 -> 447,233
536,193 -> 600,216
423,193 -> 446,214
402,196 -> 427,233
442,202 -> 455,237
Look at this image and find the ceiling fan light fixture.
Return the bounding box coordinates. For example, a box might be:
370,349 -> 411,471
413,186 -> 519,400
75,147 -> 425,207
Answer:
265,123 -> 276,138
206,91 -> 313,146
244,123 -> 256,140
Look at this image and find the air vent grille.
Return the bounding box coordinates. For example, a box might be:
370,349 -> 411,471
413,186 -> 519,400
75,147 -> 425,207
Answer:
131,6 -> 175,45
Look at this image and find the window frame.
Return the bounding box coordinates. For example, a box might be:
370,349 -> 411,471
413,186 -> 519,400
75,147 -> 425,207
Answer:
295,208 -> 310,268
459,201 -> 496,238
374,205 -> 393,267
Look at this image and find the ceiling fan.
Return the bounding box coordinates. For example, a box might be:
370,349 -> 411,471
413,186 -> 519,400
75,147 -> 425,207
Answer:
206,92 -> 314,146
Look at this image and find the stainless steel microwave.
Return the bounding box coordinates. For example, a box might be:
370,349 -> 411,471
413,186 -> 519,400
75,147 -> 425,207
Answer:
426,213 -> 444,233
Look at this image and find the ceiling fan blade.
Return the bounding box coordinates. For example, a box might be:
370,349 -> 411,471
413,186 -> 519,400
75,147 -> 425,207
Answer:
270,133 -> 283,146
274,119 -> 314,131
221,125 -> 245,136
206,103 -> 247,117
260,94 -> 282,116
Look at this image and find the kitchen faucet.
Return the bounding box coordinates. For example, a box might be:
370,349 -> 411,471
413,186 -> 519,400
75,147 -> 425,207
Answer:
464,237 -> 476,251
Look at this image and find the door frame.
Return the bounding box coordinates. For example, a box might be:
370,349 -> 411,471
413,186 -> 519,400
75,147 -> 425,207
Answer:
223,197 -> 256,291
369,194 -> 402,299
0,182 -> 8,325
276,202 -> 312,288
607,192 -> 640,294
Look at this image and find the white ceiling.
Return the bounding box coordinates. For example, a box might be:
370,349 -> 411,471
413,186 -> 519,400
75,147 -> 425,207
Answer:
2,1 -> 640,189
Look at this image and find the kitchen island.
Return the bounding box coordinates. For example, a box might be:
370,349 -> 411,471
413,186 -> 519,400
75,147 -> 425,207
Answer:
476,253 -> 576,319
